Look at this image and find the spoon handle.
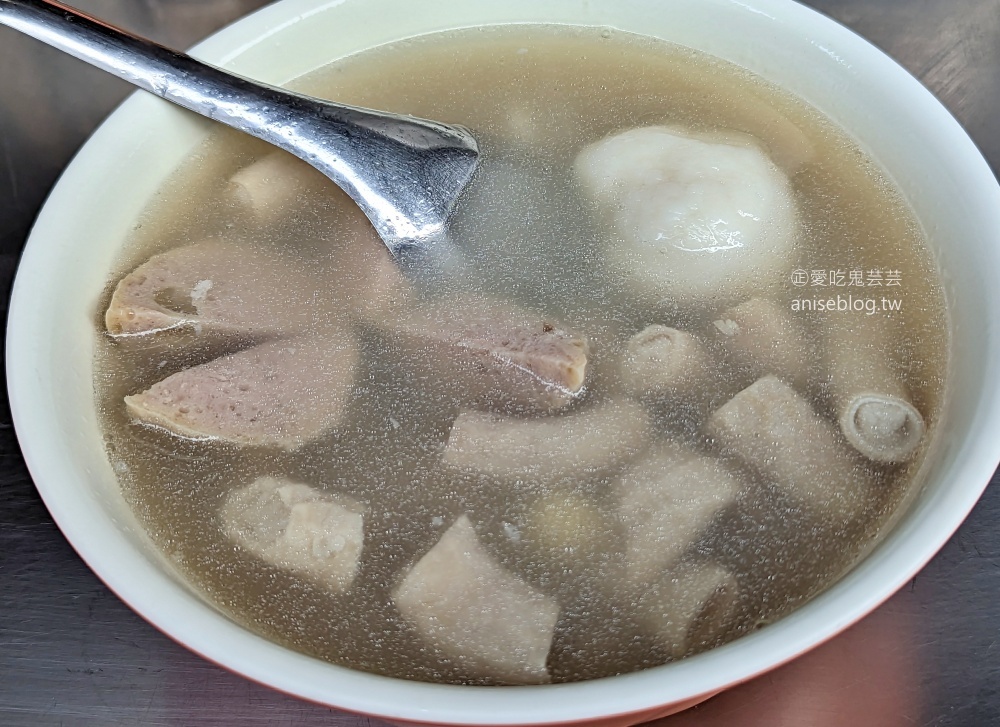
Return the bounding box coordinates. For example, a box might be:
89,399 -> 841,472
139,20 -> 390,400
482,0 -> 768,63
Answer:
0,0 -> 479,254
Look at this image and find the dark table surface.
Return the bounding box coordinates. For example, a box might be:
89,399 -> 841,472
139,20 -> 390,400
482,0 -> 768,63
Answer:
2,1 -> 999,725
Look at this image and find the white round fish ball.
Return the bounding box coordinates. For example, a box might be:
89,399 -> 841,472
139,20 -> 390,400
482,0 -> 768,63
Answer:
574,126 -> 799,303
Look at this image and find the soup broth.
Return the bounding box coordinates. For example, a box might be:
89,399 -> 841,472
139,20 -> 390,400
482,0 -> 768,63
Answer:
94,25 -> 948,684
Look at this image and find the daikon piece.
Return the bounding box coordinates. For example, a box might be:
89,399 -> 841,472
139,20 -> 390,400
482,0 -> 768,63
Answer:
619,325 -> 714,399
574,126 -> 798,303
638,563 -> 739,658
443,399 -> 650,481
105,239 -> 328,339
392,515 -> 559,684
614,443 -> 740,585
221,476 -> 364,591
710,297 -> 812,388
378,297 -> 589,413
125,329 -> 358,450
823,318 -> 925,463
706,375 -> 869,519
229,151 -> 329,221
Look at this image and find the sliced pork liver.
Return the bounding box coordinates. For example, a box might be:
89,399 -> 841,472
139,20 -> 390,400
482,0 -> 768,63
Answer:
378,297 -> 589,413
124,328 -> 357,450
105,239 -> 330,339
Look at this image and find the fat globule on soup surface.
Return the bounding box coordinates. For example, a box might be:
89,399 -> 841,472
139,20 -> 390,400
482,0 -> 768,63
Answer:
94,24 -> 946,685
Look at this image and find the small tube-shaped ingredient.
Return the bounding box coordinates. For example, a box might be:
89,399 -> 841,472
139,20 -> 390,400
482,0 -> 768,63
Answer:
443,399 -> 650,481
125,328 -> 358,450
709,297 -> 812,388
619,325 -> 714,398
823,318 -> 925,463
105,239 -> 329,339
378,297 -> 589,414
705,375 -> 869,519
614,443 -> 741,585
637,563 -> 739,658
221,477 -> 365,591
229,151 -> 329,221
392,515 -> 559,684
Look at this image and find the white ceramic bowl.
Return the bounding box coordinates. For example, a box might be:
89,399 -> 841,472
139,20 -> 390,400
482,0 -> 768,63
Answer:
8,0 -> 1000,724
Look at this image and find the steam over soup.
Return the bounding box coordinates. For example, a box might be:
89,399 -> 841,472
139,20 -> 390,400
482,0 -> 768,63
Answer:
94,25 -> 947,685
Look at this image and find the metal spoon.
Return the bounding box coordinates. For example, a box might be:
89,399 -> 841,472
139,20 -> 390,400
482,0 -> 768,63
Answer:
0,0 -> 479,259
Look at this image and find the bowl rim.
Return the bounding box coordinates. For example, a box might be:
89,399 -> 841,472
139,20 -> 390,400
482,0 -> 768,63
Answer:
8,0 -> 1000,723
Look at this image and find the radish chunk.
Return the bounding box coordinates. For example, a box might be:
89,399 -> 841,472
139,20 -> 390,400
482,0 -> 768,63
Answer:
125,329 -> 358,450
221,476 -> 365,591
523,490 -> 613,560
615,444 -> 741,585
638,563 -> 739,658
706,375 -> 870,519
392,515 -> 559,684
